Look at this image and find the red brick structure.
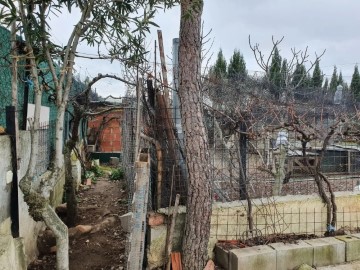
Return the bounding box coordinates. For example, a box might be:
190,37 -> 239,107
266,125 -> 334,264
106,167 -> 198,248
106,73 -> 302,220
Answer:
88,110 -> 123,152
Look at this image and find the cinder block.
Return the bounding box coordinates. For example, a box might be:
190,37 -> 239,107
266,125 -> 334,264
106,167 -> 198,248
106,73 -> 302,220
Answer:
305,237 -> 345,267
214,245 -> 229,269
336,234 -> 360,262
229,245 -> 276,270
269,240 -> 313,270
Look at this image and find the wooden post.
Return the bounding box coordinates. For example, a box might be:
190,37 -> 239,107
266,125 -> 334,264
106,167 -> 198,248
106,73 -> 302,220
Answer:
157,30 -> 169,102
127,152 -> 150,270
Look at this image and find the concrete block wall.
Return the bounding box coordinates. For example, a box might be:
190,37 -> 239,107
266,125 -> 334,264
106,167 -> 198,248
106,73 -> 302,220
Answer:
216,235 -> 360,269
148,192 -> 360,269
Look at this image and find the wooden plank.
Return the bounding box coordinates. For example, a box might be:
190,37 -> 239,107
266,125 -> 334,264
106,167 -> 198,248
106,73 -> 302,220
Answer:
127,152 -> 150,270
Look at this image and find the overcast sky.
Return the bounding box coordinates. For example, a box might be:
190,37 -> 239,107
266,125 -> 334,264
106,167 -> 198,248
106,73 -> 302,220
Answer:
52,0 -> 360,97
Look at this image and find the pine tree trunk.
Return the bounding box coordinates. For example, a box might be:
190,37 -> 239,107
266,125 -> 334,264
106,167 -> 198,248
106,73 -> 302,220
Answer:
179,1 -> 212,269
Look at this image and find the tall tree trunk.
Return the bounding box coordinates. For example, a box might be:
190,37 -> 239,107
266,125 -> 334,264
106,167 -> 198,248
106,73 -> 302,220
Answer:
179,1 -> 212,269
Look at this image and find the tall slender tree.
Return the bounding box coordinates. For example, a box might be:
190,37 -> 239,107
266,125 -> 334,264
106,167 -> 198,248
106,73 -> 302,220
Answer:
323,77 -> 329,91
228,49 -> 247,81
292,63 -> 307,89
280,59 -> 288,88
338,71 -> 344,86
312,60 -> 323,88
269,46 -> 282,98
179,0 -> 212,268
329,66 -> 338,91
212,49 -> 227,79
350,65 -> 360,100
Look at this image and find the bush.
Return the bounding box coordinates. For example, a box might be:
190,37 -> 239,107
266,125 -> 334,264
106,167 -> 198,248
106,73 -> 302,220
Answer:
90,165 -> 104,177
110,168 -> 124,181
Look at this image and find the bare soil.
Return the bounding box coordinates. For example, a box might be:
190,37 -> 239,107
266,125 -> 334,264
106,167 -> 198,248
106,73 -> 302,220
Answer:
28,175 -> 128,270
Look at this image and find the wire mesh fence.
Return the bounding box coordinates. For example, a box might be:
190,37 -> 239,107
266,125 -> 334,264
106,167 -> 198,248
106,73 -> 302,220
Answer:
211,207 -> 360,242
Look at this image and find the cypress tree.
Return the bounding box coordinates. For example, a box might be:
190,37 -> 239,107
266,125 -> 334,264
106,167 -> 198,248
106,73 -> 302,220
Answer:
292,63 -> 307,89
280,59 -> 288,88
350,65 -> 360,100
212,49 -> 227,79
329,66 -> 338,91
269,46 -> 282,98
323,77 -> 329,91
338,71 -> 344,86
312,60 -> 323,88
228,49 -> 247,81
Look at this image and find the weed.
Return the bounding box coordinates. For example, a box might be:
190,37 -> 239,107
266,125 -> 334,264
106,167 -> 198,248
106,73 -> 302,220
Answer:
110,168 -> 124,181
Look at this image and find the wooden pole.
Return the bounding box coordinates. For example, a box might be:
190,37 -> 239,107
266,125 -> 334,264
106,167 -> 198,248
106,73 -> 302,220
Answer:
134,67 -> 142,157
157,30 -> 169,101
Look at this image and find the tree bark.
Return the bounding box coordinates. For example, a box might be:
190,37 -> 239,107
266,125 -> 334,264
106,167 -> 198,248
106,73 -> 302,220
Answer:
179,1 -> 212,269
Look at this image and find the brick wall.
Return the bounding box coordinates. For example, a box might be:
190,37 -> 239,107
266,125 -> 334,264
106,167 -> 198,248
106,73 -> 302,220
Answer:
88,110 -> 123,152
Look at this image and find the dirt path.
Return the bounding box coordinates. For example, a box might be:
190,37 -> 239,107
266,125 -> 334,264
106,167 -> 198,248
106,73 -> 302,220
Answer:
29,176 -> 128,270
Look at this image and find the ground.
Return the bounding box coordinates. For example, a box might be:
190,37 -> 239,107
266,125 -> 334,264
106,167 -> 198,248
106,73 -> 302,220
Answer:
28,174 -> 128,270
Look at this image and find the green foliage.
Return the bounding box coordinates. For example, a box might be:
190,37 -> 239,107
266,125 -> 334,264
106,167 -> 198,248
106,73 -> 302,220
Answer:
0,0 -> 179,66
323,77 -> 329,91
351,65 -> 360,101
269,47 -> 282,98
291,63 -> 307,88
110,168 -> 124,181
312,61 -> 323,88
211,49 -> 227,79
90,165 -> 104,177
329,66 -> 338,91
280,59 -> 288,88
338,71 -> 344,86
227,49 -> 246,81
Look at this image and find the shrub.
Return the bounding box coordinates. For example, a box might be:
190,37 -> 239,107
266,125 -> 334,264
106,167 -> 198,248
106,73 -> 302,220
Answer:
110,168 -> 124,181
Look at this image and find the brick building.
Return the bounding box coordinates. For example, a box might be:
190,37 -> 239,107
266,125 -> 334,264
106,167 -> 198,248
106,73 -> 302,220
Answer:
88,109 -> 123,153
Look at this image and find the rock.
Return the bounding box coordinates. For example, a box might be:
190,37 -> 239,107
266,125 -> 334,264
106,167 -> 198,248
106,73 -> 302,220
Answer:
91,216 -> 117,233
76,225 -> 93,234
50,246 -> 57,253
148,212 -> 165,227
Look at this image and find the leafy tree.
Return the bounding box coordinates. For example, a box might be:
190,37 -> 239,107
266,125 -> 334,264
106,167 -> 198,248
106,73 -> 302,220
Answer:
312,60 -> 323,88
350,65 -> 360,100
212,49 -> 227,79
329,66 -> 338,91
323,77 -> 329,91
269,46 -> 282,98
228,49 -> 247,81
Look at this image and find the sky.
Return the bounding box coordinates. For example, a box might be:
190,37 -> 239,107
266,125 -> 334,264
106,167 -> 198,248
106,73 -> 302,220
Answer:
50,0 -> 360,97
